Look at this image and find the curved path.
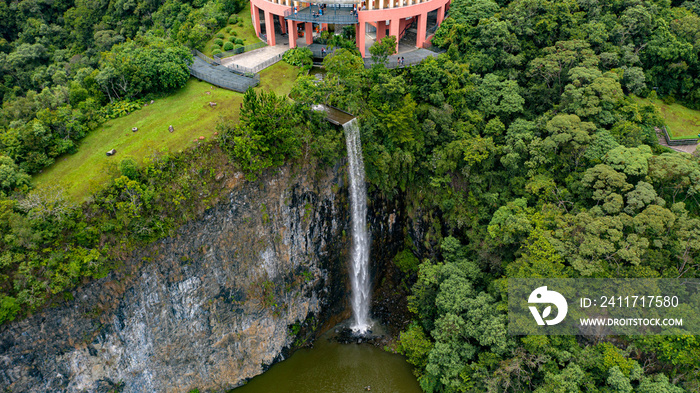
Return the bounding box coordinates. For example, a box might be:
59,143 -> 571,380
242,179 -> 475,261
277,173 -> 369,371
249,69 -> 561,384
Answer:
188,57 -> 259,92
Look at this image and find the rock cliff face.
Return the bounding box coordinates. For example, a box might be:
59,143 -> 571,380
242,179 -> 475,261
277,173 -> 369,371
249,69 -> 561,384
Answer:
0,162 -> 402,393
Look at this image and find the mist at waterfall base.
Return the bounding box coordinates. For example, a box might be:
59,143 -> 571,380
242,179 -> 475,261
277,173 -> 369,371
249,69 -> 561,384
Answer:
343,118 -> 372,334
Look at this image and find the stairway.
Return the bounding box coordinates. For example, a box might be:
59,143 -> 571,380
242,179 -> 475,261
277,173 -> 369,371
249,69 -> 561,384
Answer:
399,21 -> 417,48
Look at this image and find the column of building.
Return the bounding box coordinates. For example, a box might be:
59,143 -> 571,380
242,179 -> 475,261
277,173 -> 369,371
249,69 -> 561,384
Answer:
264,11 -> 276,45
389,18 -> 399,53
252,5 -> 261,36
288,19 -> 297,48
416,12 -> 427,48
357,18 -> 365,57
376,20 -> 386,41
305,22 -> 313,45
279,15 -> 287,34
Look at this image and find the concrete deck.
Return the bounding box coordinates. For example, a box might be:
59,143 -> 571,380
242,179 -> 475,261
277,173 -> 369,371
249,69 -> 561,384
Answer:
286,5 -> 358,24
221,43 -> 288,69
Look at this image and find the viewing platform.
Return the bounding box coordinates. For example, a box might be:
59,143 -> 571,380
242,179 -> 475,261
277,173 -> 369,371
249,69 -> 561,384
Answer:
263,0 -> 441,11
251,0 -> 451,57
313,104 -> 356,126
285,4 -> 358,24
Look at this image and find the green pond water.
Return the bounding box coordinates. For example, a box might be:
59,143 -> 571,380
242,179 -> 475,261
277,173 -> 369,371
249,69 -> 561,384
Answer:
309,67 -> 326,77
230,327 -> 422,393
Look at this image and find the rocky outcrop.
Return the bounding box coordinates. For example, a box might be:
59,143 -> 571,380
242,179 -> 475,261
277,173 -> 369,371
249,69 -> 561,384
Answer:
0,161 -> 402,393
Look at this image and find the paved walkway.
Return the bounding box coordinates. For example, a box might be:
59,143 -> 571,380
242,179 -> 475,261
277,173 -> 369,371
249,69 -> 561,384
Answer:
221,43 -> 287,69
364,48 -> 439,68
363,33 -> 423,56
188,57 -> 259,92
216,26 -> 441,73
656,127 -> 698,154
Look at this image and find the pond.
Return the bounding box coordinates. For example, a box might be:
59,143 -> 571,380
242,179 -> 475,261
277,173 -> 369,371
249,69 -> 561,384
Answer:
309,66 -> 326,78
230,325 -> 422,393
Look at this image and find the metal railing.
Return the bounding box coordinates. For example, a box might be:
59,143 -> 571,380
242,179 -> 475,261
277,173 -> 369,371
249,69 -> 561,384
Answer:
399,20 -> 415,41
224,51 -> 287,74
310,47 -> 335,59
188,67 -> 259,92
213,42 -> 267,60
364,51 -> 439,69
192,49 -> 221,65
250,52 -> 286,73
284,5 -> 358,24
660,126 -> 699,146
426,22 -> 440,35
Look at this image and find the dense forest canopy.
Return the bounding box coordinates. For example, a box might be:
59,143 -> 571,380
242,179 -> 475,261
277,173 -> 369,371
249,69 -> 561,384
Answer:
0,0 -> 248,177
1,0 -> 700,391
0,0 -> 249,324
287,0 -> 700,390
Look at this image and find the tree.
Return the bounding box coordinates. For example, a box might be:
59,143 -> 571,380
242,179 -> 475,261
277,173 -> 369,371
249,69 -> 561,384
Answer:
450,0 -> 499,26
282,47 -> 313,69
218,89 -> 306,180
477,73 -> 524,119
560,70 -> 623,125
603,145 -> 652,177
291,48 -> 365,112
0,155 -> 31,196
647,153 -> 700,208
622,66 -> 646,95
96,34 -> 192,100
406,237 -> 511,392
529,40 -> 598,93
544,113 -> 596,169
369,35 -> 397,65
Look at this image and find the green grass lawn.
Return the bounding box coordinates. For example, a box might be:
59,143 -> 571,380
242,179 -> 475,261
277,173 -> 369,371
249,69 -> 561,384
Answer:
631,95 -> 700,139
33,62 -> 300,203
203,3 -> 263,57
33,79 -> 244,202
256,62 -> 300,97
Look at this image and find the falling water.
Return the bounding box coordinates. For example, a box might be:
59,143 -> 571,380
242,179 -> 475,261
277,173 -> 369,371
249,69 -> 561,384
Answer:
343,118 -> 371,334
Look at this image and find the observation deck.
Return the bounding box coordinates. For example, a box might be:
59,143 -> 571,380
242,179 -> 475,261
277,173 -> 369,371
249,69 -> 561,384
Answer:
264,0 -> 440,12
285,4 -> 358,24
250,0 -> 450,57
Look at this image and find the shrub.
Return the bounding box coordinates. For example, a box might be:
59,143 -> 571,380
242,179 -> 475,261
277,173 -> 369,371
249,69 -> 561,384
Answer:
215,33 -> 225,39
212,48 -> 223,55
232,31 -> 238,37
99,99 -> 143,120
223,42 -> 234,51
218,89 -> 307,180
234,44 -> 244,53
393,249 -> 419,273
0,296 -> 21,325
119,158 -> 139,180
229,15 -> 238,24
662,95 -> 676,105
228,36 -> 236,42
235,38 -> 244,45
213,38 -> 224,47
225,27 -> 231,33
283,47 -> 313,67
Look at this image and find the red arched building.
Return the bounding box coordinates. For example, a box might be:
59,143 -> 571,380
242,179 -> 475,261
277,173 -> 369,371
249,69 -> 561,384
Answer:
249,0 -> 450,57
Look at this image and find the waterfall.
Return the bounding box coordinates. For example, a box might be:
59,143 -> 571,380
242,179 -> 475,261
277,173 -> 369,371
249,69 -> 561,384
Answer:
343,118 -> 371,334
